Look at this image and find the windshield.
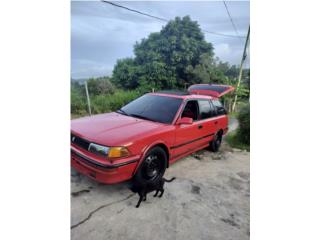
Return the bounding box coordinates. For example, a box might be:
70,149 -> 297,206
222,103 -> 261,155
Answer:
120,94 -> 183,124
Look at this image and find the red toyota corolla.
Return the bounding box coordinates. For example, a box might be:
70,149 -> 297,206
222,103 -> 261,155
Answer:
71,84 -> 234,184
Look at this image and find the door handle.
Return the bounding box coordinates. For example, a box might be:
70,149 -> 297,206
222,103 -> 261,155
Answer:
198,125 -> 203,129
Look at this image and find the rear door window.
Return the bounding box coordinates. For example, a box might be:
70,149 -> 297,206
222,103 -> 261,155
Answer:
198,100 -> 212,120
210,101 -> 218,117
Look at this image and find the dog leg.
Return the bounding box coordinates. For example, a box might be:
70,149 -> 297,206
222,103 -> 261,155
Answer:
154,190 -> 159,197
136,193 -> 143,208
159,189 -> 164,198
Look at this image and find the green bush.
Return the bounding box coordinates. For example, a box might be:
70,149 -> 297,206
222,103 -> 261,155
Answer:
237,103 -> 250,145
225,103 -> 250,150
71,77 -> 143,117
91,90 -> 141,114
71,89 -> 86,114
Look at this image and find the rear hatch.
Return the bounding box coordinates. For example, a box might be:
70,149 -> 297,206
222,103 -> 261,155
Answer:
188,84 -> 234,98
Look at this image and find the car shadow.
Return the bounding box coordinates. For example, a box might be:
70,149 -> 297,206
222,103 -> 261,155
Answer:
71,167 -> 132,196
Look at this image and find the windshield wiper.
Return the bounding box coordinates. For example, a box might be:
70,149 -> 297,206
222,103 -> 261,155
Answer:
116,109 -> 129,116
117,110 -> 156,122
129,114 -> 156,122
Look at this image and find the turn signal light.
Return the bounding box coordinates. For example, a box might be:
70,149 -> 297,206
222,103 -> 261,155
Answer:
108,147 -> 130,158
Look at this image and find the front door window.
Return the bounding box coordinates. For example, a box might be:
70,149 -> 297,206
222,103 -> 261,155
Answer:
181,100 -> 198,120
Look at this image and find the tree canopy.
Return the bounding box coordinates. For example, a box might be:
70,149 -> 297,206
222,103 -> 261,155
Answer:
112,16 -> 231,90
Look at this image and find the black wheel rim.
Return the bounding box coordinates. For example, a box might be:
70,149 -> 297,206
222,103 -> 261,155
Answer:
142,154 -> 162,181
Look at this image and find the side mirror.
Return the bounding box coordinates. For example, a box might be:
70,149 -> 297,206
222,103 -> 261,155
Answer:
177,117 -> 193,125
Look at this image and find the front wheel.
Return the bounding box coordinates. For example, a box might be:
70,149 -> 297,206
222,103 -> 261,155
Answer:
210,133 -> 222,152
133,147 -> 167,185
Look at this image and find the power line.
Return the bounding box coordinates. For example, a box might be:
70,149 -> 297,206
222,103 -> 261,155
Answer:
222,1 -> 243,42
101,0 -> 245,39
202,29 -> 245,38
101,1 -> 168,22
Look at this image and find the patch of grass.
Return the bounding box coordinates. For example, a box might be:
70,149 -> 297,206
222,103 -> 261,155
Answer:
225,131 -> 250,151
71,113 -> 88,119
228,111 -> 239,118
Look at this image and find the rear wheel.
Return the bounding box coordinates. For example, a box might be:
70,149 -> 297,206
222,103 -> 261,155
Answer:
210,132 -> 222,152
133,147 -> 167,185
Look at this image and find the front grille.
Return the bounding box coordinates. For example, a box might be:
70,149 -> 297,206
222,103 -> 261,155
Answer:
71,134 -> 90,150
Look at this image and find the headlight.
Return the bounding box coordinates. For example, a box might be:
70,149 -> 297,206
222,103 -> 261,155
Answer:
108,147 -> 130,158
88,143 -> 109,157
88,143 -> 130,159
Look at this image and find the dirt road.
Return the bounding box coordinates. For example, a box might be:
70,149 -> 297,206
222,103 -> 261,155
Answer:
71,132 -> 249,240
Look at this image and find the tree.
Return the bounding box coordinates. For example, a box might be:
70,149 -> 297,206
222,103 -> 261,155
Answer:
87,76 -> 114,95
112,58 -> 140,89
112,16 -> 225,90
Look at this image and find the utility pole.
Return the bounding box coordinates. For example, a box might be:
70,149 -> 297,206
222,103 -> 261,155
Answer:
232,26 -> 250,112
84,81 -> 92,116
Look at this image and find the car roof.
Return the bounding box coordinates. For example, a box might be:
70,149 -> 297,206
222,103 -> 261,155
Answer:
149,84 -> 234,100
149,92 -> 215,100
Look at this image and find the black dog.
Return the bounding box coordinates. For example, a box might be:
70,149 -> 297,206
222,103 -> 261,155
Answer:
130,177 -> 176,208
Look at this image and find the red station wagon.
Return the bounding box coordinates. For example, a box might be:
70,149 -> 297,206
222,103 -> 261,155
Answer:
71,84 -> 234,184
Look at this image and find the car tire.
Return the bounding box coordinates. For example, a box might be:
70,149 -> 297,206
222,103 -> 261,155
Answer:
133,147 -> 167,185
211,133 -> 222,152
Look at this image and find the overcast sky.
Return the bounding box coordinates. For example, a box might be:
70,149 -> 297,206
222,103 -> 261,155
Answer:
71,1 -> 250,79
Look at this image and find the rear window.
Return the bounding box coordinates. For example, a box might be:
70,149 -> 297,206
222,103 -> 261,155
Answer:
211,99 -> 226,115
121,94 -> 183,124
212,99 -> 223,108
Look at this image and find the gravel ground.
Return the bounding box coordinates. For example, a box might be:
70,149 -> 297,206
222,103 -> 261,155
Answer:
71,139 -> 250,240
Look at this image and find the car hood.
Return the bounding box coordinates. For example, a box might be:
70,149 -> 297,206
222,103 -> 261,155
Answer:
71,112 -> 164,146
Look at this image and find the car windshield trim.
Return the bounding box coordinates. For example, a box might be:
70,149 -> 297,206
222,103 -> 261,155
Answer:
116,109 -> 129,116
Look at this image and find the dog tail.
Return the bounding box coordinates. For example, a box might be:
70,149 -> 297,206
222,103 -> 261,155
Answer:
164,177 -> 176,182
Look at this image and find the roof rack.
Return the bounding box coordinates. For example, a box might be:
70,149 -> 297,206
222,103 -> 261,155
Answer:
156,90 -> 190,96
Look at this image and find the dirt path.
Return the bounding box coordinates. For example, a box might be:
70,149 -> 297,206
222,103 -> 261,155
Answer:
228,116 -> 239,132
71,137 -> 249,240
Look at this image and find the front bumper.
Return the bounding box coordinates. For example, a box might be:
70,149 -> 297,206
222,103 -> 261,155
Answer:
71,148 -> 139,184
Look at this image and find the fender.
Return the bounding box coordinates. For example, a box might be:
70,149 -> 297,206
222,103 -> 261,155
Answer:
132,140 -> 171,175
